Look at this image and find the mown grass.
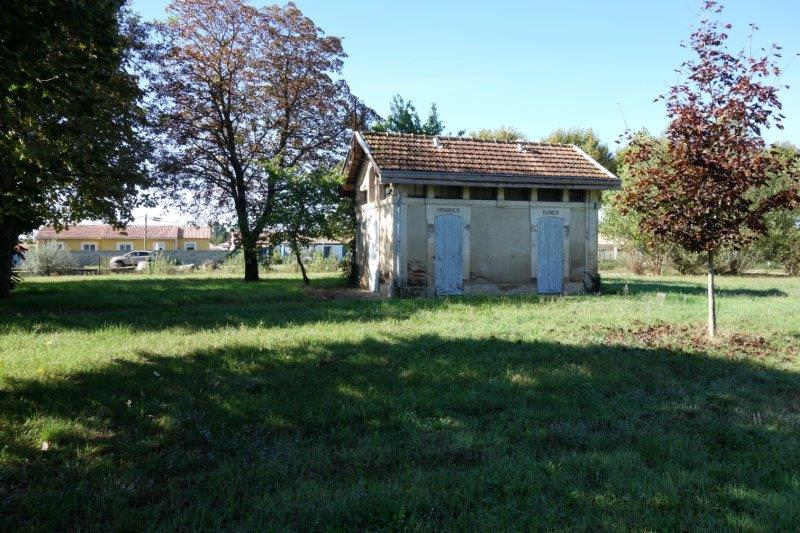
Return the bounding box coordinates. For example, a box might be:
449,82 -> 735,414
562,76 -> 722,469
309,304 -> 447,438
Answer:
1,272 -> 800,531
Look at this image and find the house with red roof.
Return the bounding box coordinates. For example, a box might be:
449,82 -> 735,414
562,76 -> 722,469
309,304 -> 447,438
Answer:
35,224 -> 211,252
342,131 -> 620,296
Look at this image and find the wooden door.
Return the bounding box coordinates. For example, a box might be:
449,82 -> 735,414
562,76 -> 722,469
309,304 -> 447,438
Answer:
537,216 -> 564,294
434,214 -> 463,295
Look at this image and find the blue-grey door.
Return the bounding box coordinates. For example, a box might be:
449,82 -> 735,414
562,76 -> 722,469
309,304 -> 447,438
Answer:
537,216 -> 564,294
434,214 -> 463,295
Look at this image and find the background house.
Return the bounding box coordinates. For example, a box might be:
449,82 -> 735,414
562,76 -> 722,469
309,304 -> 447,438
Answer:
275,240 -> 346,261
344,132 -> 620,296
36,224 -> 212,252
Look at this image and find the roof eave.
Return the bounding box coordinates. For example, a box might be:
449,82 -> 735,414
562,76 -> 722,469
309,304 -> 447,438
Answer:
380,170 -> 620,190
343,132 -> 383,191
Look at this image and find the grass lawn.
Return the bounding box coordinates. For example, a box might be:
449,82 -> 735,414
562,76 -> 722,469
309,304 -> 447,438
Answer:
2,272 -> 800,531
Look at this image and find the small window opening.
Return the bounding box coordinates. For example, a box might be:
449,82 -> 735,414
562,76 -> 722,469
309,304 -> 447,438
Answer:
504,188 -> 532,201
538,189 -> 564,202
408,184 -> 427,198
434,186 -> 463,199
569,190 -> 587,203
469,187 -> 497,200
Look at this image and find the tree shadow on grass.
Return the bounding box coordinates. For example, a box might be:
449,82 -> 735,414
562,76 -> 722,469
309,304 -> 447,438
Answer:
603,277 -> 789,298
0,275 -> 563,335
3,334 -> 800,530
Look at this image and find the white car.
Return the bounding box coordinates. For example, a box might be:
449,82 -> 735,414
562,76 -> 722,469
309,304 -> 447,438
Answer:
110,250 -> 152,269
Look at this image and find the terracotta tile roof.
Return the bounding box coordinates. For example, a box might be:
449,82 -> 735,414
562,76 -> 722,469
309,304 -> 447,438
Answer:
344,132 -> 619,189
36,224 -> 210,240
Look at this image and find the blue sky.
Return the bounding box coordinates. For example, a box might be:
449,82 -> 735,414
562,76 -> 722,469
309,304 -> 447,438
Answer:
131,0 -> 800,148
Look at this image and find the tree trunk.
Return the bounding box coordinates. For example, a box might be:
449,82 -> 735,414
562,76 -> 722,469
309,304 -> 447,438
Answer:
0,224 -> 18,299
243,242 -> 260,282
292,241 -> 309,285
707,250 -> 717,338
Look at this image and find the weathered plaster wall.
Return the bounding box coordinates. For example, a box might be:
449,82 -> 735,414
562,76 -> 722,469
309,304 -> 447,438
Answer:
405,202 -> 427,287
378,200 -> 395,286
357,181 -> 602,295
569,207 -> 587,281
470,205 -> 531,283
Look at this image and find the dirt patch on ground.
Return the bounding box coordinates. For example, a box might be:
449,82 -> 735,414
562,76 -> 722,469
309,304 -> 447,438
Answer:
603,320 -> 797,361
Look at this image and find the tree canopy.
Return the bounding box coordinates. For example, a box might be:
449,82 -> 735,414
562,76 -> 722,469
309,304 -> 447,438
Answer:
469,127 -> 527,142
0,0 -> 151,297
543,128 -> 617,174
372,95 -> 445,135
151,0 -> 363,282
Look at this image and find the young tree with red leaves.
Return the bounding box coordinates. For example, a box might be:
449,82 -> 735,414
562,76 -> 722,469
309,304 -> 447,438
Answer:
621,1 -> 800,337
151,0 -> 371,281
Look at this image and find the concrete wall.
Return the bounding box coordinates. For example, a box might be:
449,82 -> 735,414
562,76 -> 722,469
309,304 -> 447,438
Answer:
405,203 -> 427,287
569,207 -> 586,281
470,205 -> 531,283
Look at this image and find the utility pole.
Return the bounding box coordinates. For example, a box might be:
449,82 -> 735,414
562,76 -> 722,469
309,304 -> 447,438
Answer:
143,214 -> 162,251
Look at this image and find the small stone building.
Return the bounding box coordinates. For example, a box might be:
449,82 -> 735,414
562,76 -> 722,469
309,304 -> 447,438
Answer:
343,132 -> 620,296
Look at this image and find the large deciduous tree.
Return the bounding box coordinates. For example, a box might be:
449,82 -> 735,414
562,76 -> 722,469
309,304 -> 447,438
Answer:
0,1 -> 151,298
620,1 -> 800,337
151,0 -> 364,281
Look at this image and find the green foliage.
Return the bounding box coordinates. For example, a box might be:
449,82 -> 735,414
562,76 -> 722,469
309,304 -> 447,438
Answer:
776,236 -> 800,274
0,1 -> 151,296
269,165 -> 346,284
144,253 -> 179,275
607,137 -> 799,276
544,128 -> 617,173
209,222 -> 230,245
152,0 -> 356,283
421,103 -> 445,136
601,135 -> 671,274
372,94 -> 445,135
469,126 -> 527,142
282,251 -> 342,273
23,242 -> 77,275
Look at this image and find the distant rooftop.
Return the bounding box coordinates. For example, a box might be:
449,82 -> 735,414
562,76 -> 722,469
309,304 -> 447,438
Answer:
36,224 -> 210,240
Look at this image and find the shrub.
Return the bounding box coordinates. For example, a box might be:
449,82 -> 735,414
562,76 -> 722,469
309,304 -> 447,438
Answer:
144,252 -> 179,275
282,251 -> 341,273
219,250 -> 245,275
670,245 -> 761,275
669,248 -> 706,275
623,250 -> 647,275
779,233 -> 800,275
714,247 -> 760,275
23,241 -> 76,275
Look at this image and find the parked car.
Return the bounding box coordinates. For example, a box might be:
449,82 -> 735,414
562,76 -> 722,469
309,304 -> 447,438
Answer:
110,250 -> 152,269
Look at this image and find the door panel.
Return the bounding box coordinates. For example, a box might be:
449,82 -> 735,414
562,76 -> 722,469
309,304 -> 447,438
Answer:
434,214 -> 463,295
537,216 -> 564,294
